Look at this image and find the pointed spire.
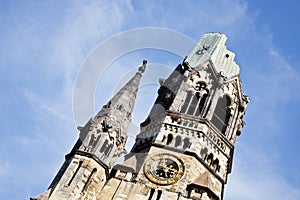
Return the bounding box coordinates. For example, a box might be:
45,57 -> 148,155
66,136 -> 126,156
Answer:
95,60 -> 147,139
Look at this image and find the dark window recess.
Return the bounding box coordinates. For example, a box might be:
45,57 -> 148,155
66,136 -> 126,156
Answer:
81,168 -> 97,193
100,139 -> 108,153
67,161 -> 83,186
181,91 -> 193,113
105,144 -> 113,155
183,138 -> 190,149
198,93 -> 208,115
200,148 -> 208,160
148,188 -> 155,200
181,83 -> 209,116
175,136 -> 181,147
157,190 -> 162,200
211,96 -> 231,134
187,95 -> 198,115
166,134 -> 173,145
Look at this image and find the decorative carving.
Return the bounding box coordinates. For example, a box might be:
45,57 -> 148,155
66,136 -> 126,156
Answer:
101,119 -> 112,132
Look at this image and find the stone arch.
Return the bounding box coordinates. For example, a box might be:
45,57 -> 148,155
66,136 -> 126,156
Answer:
181,81 -> 209,116
105,143 -> 113,155
183,137 -> 190,149
175,135 -> 181,147
200,147 -> 208,160
212,159 -> 219,172
81,168 -> 97,194
67,160 -> 83,187
206,153 -> 214,166
211,94 -> 232,134
166,134 -> 173,145
100,139 -> 108,153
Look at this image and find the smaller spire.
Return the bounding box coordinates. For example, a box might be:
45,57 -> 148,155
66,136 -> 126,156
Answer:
95,60 -> 147,136
76,60 -> 147,167
138,60 -> 147,73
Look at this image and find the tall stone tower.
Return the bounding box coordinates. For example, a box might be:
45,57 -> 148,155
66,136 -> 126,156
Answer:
32,33 -> 249,200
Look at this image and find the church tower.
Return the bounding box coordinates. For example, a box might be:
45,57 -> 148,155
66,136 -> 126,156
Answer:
97,33 -> 249,200
32,33 -> 249,200
32,61 -> 147,200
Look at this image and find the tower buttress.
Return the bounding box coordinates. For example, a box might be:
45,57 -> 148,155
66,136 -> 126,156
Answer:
31,61 -> 147,200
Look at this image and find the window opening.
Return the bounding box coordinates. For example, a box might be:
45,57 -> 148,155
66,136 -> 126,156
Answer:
67,161 -> 83,186
181,82 -> 209,116
175,136 -> 181,147
166,134 -> 173,145
148,188 -> 155,200
82,168 -> 97,193
211,95 -> 231,134
157,190 -> 162,200
183,138 -> 190,149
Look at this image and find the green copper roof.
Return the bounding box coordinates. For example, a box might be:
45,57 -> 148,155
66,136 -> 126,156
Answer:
186,33 -> 240,78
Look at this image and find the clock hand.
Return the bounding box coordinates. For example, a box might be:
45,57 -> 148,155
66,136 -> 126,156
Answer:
165,167 -> 178,173
162,158 -> 167,168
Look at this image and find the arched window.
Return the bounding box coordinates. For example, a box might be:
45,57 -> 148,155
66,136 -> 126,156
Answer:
187,93 -> 198,115
81,168 -> 97,193
211,95 -> 231,134
100,139 -> 108,153
166,134 -> 173,145
181,91 -> 193,113
67,161 -> 83,186
175,136 -> 181,147
181,82 -> 209,116
105,143 -> 113,155
183,138 -> 190,149
197,92 -> 208,115
212,159 -> 219,172
200,148 -> 208,160
206,153 -> 214,166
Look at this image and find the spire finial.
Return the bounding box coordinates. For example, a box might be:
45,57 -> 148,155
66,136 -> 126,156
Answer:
138,60 -> 147,73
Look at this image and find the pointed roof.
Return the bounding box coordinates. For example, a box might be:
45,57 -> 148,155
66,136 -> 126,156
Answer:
185,32 -> 240,78
194,171 -> 214,189
95,60 -> 147,138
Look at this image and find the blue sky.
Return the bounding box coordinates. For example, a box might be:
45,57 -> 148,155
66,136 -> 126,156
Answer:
1,1 -> 300,199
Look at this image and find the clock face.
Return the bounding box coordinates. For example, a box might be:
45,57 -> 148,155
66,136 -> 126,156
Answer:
144,153 -> 185,185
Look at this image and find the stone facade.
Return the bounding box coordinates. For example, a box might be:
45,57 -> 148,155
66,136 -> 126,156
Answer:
32,33 -> 249,200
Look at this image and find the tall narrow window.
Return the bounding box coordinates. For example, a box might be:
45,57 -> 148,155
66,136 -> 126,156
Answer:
197,92 -> 208,115
81,168 -> 97,193
200,148 -> 208,160
212,159 -> 219,172
181,91 -> 193,113
166,134 -> 173,145
211,95 -> 231,134
187,95 -> 198,115
175,136 -> 181,147
183,138 -> 190,149
105,143 -> 113,155
67,161 -> 83,186
148,188 -> 155,200
100,139 -> 108,153
181,82 -> 209,116
206,153 -> 213,166
157,190 -> 162,200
